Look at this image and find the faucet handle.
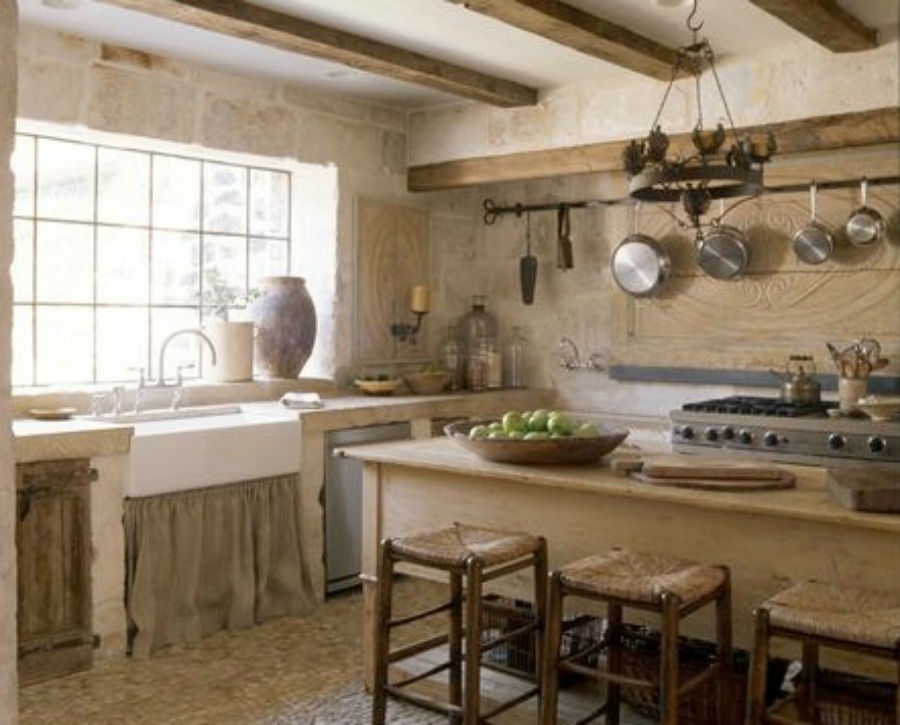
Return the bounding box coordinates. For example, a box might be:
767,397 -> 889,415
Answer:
175,363 -> 195,385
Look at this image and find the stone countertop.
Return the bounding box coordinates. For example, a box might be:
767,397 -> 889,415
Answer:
12,388 -> 558,461
340,436 -> 900,534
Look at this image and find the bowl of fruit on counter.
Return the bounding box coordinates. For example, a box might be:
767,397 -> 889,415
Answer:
444,410 -> 628,465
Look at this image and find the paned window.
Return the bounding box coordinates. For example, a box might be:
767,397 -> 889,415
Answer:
11,130 -> 297,387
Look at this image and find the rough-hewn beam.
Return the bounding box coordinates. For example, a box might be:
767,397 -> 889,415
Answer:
408,107 -> 900,191
97,0 -> 538,107
454,0 -> 682,81
748,0 -> 877,53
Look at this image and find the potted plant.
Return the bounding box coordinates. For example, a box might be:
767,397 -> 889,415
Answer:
201,270 -> 257,382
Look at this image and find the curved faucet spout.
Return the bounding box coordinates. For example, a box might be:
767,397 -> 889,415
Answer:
157,328 -> 217,387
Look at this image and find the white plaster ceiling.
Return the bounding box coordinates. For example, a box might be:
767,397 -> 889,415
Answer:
17,0 -> 900,109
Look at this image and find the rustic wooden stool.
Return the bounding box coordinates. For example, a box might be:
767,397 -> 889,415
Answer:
541,548 -> 732,725
371,522 -> 548,724
747,579 -> 900,724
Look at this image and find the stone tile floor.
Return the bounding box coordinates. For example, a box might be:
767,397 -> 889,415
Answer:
19,578 -> 654,724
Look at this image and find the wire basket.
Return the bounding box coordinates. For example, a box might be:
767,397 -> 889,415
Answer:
772,669 -> 897,725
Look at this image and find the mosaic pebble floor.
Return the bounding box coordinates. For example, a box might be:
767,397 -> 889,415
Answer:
19,578 -> 653,724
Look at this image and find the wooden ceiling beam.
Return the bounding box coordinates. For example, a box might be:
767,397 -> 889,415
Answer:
452,0 -> 681,81
747,0 -> 877,53
96,0 -> 538,107
408,107 -> 900,191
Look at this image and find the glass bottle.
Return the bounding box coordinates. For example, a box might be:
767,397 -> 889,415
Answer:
505,326 -> 528,389
441,324 -> 464,391
458,295 -> 498,390
486,337 -> 503,389
467,337 -> 489,392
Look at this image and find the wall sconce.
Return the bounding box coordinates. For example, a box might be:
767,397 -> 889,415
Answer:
390,285 -> 429,344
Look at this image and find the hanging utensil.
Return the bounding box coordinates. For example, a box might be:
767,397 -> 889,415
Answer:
792,182 -> 834,265
519,212 -> 538,305
556,204 -> 574,270
845,177 -> 885,246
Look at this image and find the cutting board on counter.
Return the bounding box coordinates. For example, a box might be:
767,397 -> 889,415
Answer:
826,469 -> 900,512
614,454 -> 796,491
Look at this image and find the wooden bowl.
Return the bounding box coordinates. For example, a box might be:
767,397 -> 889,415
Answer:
354,378 -> 402,396
444,419 -> 629,465
855,395 -> 900,422
403,371 -> 452,395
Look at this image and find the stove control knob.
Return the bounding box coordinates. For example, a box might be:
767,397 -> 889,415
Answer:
737,430 -> 752,445
721,426 -> 735,441
705,427 -> 719,442
763,431 -> 779,447
677,425 -> 694,440
868,436 -> 886,454
827,434 -> 845,451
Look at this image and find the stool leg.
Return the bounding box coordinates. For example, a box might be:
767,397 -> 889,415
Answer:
659,591 -> 681,725
449,570 -> 464,724
541,571 -> 564,725
606,602 -> 623,725
715,569 -> 733,725
747,607 -> 770,725
799,639 -> 819,722
464,557 -> 484,724
533,539 -> 549,701
371,541 -> 395,725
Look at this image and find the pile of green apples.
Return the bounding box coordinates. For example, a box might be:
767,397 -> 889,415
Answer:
467,409 -> 601,441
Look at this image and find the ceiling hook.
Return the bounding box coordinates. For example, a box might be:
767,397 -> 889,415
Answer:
686,0 -> 704,34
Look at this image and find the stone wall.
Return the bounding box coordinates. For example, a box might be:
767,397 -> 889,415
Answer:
16,25 -> 414,383
1,2 -> 19,722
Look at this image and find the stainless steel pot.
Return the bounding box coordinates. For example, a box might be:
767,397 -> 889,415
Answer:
845,177 -> 885,246
696,225 -> 750,279
792,182 -> 834,265
611,233 -> 670,297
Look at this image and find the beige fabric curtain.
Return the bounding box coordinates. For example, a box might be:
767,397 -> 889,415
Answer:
124,474 -> 316,658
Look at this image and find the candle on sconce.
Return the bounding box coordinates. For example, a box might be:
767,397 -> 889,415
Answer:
411,285 -> 430,313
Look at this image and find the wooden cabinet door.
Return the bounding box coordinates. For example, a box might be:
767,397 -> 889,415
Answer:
16,459 -> 95,685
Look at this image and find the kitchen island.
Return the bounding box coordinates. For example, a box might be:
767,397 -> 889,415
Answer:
343,436 -> 900,685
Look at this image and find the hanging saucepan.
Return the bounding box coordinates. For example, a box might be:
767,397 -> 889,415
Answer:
611,203 -> 670,297
792,182 -> 834,265
696,224 -> 750,279
519,212 -> 537,305
845,177 -> 884,247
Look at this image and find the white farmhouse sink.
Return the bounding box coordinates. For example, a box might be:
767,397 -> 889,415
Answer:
123,408 -> 301,498
100,404 -> 243,424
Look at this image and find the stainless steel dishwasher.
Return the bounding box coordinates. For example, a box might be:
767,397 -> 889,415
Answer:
325,422 -> 412,594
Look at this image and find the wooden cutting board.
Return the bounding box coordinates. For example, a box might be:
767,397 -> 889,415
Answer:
631,469 -> 796,491
826,469 -> 900,512
640,454 -> 788,480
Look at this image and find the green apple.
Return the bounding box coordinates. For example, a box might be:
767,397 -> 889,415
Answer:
524,431 -> 550,440
488,430 -> 508,440
468,425 -> 490,440
548,412 -> 575,436
502,411 -> 528,434
527,409 -> 550,432
575,422 -> 601,438
489,421 -> 505,434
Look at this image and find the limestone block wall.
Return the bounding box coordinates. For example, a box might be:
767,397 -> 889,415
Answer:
408,39 -> 900,165
1,0 -> 18,720
16,25 -> 413,383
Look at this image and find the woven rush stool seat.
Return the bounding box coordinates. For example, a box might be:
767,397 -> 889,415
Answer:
747,579 -> 900,725
372,522 -> 548,724
542,548 -> 732,725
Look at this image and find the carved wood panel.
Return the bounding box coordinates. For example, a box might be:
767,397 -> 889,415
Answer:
611,149 -> 900,376
356,199 -> 430,363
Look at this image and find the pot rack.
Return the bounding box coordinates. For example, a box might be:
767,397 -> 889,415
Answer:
481,175 -> 900,226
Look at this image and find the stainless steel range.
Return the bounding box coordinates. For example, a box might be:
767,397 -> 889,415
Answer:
670,396 -> 900,470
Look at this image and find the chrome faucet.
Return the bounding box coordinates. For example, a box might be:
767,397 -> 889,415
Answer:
155,328 -> 217,388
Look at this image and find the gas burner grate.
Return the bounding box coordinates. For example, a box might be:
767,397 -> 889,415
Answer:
681,396 -> 833,417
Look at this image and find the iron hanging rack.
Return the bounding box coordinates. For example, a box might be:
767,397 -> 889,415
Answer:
481,175 -> 900,225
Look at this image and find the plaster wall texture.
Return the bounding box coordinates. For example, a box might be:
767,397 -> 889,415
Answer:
408,39 -> 900,165
1,0 -> 18,721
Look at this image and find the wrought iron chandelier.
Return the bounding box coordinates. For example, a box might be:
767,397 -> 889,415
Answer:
622,0 -> 775,231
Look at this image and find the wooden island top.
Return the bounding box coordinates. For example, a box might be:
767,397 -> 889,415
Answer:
343,436 -> 899,683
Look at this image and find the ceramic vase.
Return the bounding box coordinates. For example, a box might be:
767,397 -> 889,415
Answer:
838,376 -> 867,413
251,276 -> 317,379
